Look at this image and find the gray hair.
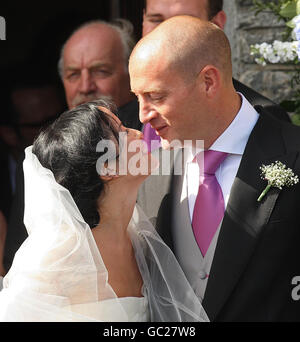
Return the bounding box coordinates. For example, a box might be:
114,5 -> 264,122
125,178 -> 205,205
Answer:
57,18 -> 136,79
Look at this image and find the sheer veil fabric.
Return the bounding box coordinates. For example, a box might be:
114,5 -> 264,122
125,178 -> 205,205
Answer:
0,147 -> 208,322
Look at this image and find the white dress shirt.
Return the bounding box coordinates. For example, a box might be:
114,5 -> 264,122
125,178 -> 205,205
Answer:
187,93 -> 259,221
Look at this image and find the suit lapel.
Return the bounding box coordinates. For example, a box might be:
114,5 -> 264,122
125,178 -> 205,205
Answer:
202,110 -> 297,320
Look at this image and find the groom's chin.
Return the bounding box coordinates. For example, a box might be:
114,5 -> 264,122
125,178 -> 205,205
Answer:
161,138 -> 183,151
161,138 -> 172,150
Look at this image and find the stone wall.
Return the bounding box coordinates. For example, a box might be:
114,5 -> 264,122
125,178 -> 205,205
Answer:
224,0 -> 296,105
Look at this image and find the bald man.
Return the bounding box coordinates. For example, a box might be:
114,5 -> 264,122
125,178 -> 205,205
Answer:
59,20 -> 142,130
131,16 -> 300,322
141,0 -> 290,126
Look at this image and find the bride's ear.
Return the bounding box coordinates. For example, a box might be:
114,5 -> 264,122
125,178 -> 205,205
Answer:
99,165 -> 120,182
100,173 -> 120,182
97,160 -> 120,182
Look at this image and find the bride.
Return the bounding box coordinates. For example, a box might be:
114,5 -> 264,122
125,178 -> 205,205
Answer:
0,100 -> 208,322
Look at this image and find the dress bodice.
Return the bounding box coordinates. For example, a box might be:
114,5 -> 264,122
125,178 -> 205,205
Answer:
70,296 -> 149,322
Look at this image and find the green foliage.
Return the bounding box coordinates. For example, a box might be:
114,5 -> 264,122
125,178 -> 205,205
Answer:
252,0 -> 300,20
252,0 -> 292,20
252,0 -> 300,125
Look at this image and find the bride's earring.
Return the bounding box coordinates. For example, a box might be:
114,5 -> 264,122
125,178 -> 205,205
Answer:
100,169 -> 120,182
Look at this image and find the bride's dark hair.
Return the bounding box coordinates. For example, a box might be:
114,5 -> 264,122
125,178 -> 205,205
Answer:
32,99 -> 120,228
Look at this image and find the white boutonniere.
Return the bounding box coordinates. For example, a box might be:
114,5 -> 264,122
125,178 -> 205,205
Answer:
257,161 -> 299,202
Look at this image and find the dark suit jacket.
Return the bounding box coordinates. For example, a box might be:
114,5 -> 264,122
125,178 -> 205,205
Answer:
233,79 -> 291,122
137,107 -> 300,321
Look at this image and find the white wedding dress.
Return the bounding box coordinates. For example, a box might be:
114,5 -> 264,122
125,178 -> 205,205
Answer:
0,147 -> 208,322
70,296 -> 149,322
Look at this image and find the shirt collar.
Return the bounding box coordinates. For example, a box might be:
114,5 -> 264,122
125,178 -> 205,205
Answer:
185,92 -> 259,163
209,92 -> 259,155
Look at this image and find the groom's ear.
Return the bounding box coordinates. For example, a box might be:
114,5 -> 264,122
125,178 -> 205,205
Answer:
198,65 -> 221,99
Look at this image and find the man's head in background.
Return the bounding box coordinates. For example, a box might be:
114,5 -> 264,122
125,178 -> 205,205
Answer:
130,16 -> 239,150
142,0 -> 226,36
58,19 -> 136,109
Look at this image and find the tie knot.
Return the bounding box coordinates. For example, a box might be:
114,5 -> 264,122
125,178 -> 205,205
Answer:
196,150 -> 227,175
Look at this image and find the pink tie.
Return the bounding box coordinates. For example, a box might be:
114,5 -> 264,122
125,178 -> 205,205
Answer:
143,123 -> 161,152
192,150 -> 228,256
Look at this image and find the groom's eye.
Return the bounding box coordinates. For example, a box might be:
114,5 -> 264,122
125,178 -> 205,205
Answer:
149,93 -> 165,102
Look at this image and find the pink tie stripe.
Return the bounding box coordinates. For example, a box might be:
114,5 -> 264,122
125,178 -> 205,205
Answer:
192,150 -> 228,256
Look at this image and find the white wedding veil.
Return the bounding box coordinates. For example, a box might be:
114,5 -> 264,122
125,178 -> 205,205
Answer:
0,147 -> 208,322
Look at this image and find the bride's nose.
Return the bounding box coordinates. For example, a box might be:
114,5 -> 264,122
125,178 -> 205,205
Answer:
130,128 -> 144,140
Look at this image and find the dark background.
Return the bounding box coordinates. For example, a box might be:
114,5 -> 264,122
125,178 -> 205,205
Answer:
0,0 -> 144,112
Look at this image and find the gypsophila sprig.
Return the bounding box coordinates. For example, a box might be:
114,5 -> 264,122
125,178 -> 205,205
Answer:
257,161 -> 299,201
250,40 -> 299,66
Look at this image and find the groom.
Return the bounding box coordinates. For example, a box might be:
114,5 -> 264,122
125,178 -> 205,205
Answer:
129,16 -> 300,321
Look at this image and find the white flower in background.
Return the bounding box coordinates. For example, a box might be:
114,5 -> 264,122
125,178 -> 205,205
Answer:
250,40 -> 298,65
292,14 -> 300,59
293,14 -> 300,39
250,0 -> 300,126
